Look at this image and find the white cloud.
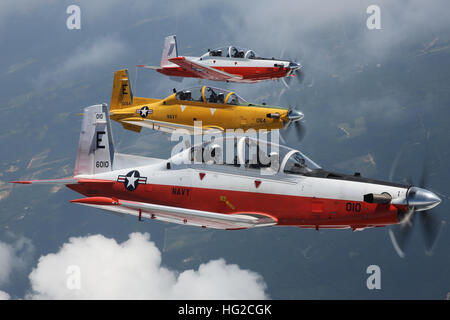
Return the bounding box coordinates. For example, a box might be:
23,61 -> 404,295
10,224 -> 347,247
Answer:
171,259 -> 267,299
0,242 -> 15,285
0,290 -> 10,300
0,237 -> 34,286
27,232 -> 268,300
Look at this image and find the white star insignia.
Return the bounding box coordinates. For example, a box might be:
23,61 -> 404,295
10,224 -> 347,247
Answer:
126,172 -> 138,189
140,108 -> 149,117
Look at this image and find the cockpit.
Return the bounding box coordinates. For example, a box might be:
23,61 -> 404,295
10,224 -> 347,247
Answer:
175,86 -> 247,105
201,46 -> 259,59
169,136 -> 321,175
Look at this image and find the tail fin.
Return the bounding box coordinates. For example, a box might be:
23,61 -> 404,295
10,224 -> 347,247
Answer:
74,104 -> 115,176
110,69 -> 133,112
160,35 -> 178,67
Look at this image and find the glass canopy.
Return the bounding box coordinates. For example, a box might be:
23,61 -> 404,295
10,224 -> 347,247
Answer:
201,46 -> 260,59
169,135 -> 321,175
175,86 -> 247,105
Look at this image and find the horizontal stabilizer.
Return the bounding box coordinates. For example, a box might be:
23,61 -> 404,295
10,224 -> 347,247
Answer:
11,178 -> 78,185
11,178 -> 115,185
136,65 -> 161,70
122,122 -> 142,133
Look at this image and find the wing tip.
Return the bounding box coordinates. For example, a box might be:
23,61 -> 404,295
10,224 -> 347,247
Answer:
10,181 -> 32,184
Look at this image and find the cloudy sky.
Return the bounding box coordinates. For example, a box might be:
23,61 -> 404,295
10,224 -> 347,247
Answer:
0,0 -> 449,299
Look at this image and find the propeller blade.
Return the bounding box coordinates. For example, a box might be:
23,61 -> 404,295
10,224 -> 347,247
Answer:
389,208 -> 416,258
279,131 -> 287,145
419,157 -> 429,189
282,119 -> 306,146
419,211 -> 444,254
281,77 -> 290,89
388,147 -> 403,182
295,69 -> 305,84
294,121 -> 306,142
404,177 -> 414,186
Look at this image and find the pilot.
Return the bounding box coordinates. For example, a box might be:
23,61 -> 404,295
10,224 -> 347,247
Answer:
176,91 -> 185,100
228,94 -> 238,105
229,47 -> 238,58
293,153 -> 308,173
217,93 -> 224,104
245,50 -> 256,59
293,153 -> 306,167
207,87 -> 217,103
184,90 -> 192,100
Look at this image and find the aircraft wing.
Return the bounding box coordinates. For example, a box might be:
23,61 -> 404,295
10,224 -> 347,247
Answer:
169,57 -> 243,81
71,197 -> 277,230
122,119 -> 223,135
11,178 -> 114,185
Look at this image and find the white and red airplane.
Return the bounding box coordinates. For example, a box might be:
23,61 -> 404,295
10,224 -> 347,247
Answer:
12,104 -> 442,257
138,35 -> 303,85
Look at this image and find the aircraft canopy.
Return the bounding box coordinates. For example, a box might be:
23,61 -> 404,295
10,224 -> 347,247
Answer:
201,46 -> 260,59
169,135 -> 321,175
175,86 -> 247,105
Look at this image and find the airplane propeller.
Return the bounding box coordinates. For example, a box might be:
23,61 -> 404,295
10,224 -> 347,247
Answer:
388,150 -> 444,258
279,49 -> 305,89
282,62 -> 304,89
289,62 -> 304,83
281,106 -> 306,144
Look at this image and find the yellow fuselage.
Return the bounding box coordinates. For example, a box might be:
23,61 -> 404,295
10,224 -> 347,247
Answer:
111,94 -> 288,132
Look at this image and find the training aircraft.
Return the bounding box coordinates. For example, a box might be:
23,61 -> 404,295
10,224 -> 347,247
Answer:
137,35 -> 303,86
12,104 -> 443,257
109,69 -> 305,139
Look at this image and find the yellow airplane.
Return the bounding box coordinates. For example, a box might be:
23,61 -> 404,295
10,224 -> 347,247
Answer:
109,69 -> 304,136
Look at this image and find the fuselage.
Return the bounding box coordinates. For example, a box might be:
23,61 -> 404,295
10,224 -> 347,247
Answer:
159,56 -> 292,82
110,93 -> 290,132
68,158 -> 408,230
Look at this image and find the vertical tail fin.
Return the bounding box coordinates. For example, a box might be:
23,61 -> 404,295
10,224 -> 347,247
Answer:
110,69 -> 133,111
160,35 -> 178,67
74,104 -> 115,176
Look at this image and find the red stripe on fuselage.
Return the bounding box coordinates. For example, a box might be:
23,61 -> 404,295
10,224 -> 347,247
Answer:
158,66 -> 288,81
67,180 -> 399,228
